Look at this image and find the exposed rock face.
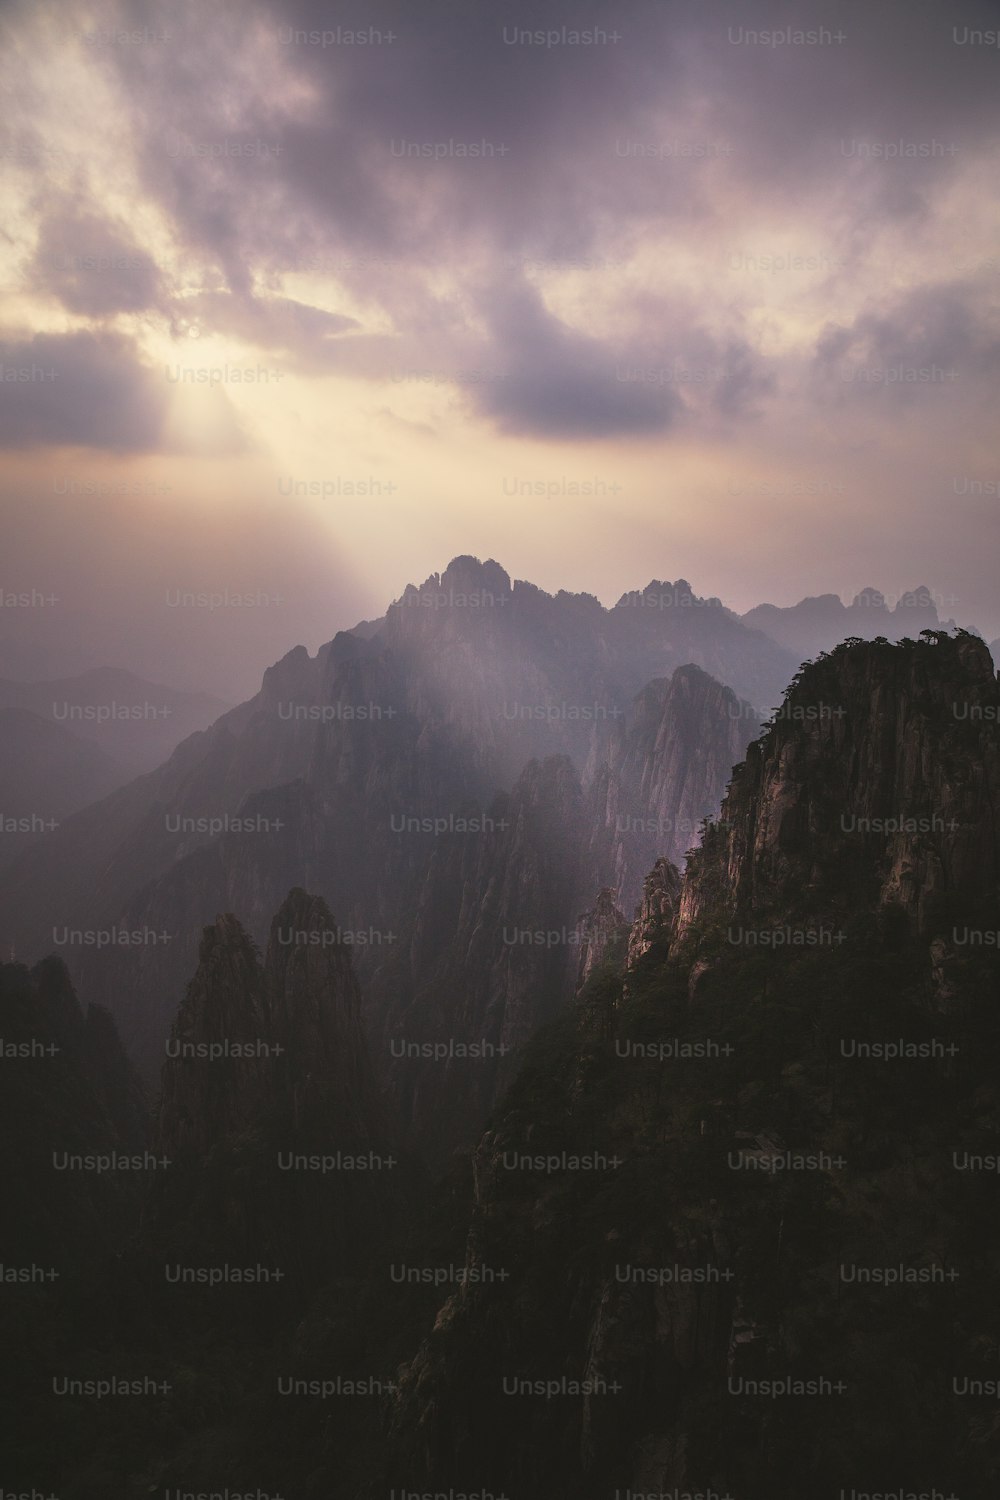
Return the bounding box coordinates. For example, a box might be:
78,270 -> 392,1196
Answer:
382,755 -> 590,1164
625,857 -> 683,975
0,560 -> 766,1160
265,888 -> 385,1137
0,648 -> 748,1166
576,887 -> 630,993
0,960 -> 151,1489
0,553 -> 791,951
6,630 -> 1000,1492
372,632 -> 1000,1496
380,662 -> 752,1159
573,887 -> 631,1046
586,665 -> 753,913
678,631 -> 1000,941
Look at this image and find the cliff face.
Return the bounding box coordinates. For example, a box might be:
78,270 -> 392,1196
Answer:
0,557 -> 772,1173
264,888 -> 383,1137
376,659 -> 750,1161
625,856 -> 683,974
0,961 -> 151,1493
0,554 -> 792,957
678,630 -> 1000,941
575,887 -> 630,993
380,755 -> 590,1164
7,651 -> 746,1171
5,632 -> 1000,1494
379,984 -> 745,1496
585,664 -> 753,912
373,632 -> 1000,1497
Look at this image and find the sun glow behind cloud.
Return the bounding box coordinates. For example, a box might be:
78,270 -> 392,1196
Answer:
1,0 -> 998,693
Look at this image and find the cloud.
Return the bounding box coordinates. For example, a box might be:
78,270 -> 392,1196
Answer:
0,329 -> 249,453
467,279 -> 677,438
813,277 -> 1000,404
30,202 -> 163,317
60,0 -> 993,442
3,0 -> 988,441
2,0 -> 1000,664
176,291 -> 358,358
105,0 -> 1000,266
0,330 -> 168,450
464,276 -> 781,437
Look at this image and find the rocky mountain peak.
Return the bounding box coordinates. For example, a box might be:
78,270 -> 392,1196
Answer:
396,554 -> 513,606
626,857 -> 683,975
575,887 -> 630,993
155,914 -> 267,1159
151,889 -> 395,1282
677,630 -> 1000,941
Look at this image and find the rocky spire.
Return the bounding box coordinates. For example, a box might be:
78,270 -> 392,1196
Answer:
625,856 -> 683,975
152,889 -> 397,1283
575,887 -> 630,994
677,631 -> 1000,942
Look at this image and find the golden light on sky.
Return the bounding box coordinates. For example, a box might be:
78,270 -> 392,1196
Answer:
1,0 -> 998,694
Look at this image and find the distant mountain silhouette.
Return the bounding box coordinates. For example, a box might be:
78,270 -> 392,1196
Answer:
0,557 -> 765,1154
0,667 -> 229,776
740,585 -> 954,663
0,707 -> 123,873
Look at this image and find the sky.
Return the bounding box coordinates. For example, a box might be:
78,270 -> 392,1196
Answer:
1,0 -> 998,698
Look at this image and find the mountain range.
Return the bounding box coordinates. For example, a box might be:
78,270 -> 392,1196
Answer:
738,584 -> 957,661
3,623 -> 997,1495
0,559 -> 978,1154
0,668 -> 228,872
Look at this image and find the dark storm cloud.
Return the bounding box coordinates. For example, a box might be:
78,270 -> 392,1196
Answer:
113,0 -> 663,277
463,278 -> 777,437
111,0 -> 1000,257
0,331 -> 167,450
683,0 -> 1000,211
471,279 -> 679,438
3,0 -> 1000,688
813,278 -> 1000,404
30,202 -> 163,316
32,0 -> 1000,439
